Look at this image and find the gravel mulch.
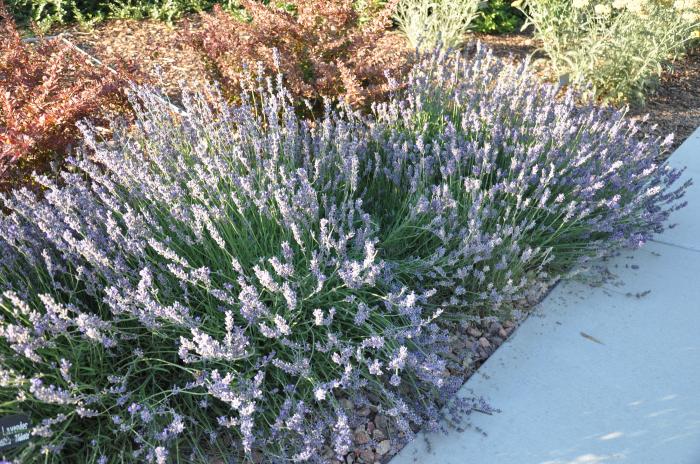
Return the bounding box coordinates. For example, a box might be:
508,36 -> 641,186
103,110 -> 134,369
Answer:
474,32 -> 539,61
323,314 -> 526,464
59,17 -> 214,97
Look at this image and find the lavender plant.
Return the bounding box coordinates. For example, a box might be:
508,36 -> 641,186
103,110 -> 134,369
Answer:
0,44 -> 689,463
0,71 -> 462,463
367,44 -> 689,313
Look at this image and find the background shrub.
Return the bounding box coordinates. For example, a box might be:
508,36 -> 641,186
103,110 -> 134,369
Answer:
473,0 -> 524,33
5,0 -> 240,29
0,5 -> 131,189
354,0 -> 390,23
0,44 -> 688,462
105,0 -> 239,23
189,0 -> 408,108
394,0 -> 480,49
516,0 -> 700,104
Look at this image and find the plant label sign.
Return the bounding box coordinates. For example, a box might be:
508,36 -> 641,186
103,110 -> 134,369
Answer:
0,414 -> 30,451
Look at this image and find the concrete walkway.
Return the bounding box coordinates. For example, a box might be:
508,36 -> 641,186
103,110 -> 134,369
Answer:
391,127 -> 700,464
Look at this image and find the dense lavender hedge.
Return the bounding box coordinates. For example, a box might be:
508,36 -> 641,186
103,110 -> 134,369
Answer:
0,44 -> 688,463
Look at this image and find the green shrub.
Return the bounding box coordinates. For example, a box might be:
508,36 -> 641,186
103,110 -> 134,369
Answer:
473,0 -> 523,33
354,0 -> 389,23
394,0 -> 480,49
6,0 -> 90,29
106,0 -> 239,22
7,0 -> 376,29
5,0 -> 239,29
516,0 -> 700,104
0,62 -> 466,464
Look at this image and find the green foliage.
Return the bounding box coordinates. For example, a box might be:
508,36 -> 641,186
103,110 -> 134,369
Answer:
473,0 -> 523,33
6,0 -> 90,30
354,0 -> 388,23
394,0 -> 480,49
107,0 -> 238,22
516,0 -> 700,104
6,0 -> 374,28
5,0 -> 240,29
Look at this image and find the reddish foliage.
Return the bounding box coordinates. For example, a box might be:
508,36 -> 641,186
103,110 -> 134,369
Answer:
0,2 -> 132,188
189,0 -> 411,108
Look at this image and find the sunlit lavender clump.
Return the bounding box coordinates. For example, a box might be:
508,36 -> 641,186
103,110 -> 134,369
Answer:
0,44 -> 688,463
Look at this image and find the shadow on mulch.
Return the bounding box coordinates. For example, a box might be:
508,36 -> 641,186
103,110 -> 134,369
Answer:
627,46 -> 700,152
474,31 -> 539,61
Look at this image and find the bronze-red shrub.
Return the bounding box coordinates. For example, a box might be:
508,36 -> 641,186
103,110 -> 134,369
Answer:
0,3 -> 131,188
188,0 -> 410,108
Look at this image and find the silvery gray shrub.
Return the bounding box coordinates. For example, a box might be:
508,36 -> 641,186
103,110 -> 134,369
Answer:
0,44 -> 689,463
394,0 -> 480,50
516,0 -> 700,103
